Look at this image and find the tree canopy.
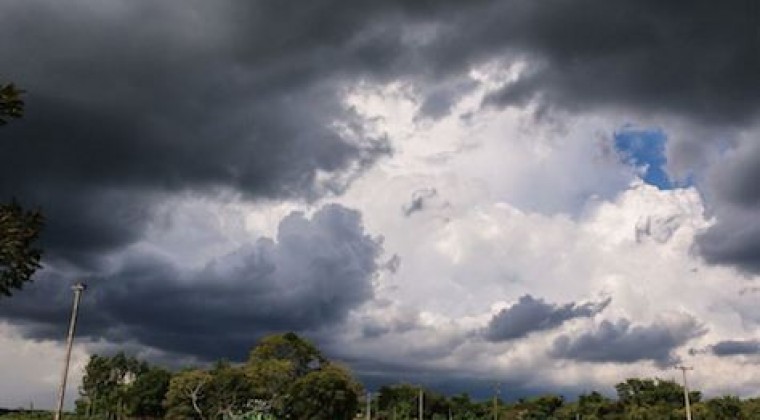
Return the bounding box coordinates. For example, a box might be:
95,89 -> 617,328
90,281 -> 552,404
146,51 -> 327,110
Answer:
0,201 -> 43,297
0,82 -> 44,297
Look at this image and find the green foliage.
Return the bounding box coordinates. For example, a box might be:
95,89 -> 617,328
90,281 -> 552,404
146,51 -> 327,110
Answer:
0,83 -> 24,125
247,332 -> 326,379
0,201 -> 44,297
615,377 -> 699,407
448,393 -> 489,419
124,366 -> 171,418
577,390 -> 616,418
705,395 -> 742,419
0,84 -> 43,297
245,332 -> 330,416
376,383 -> 421,419
164,333 -> 361,419
741,397 -> 760,418
164,368 -> 213,420
207,361 -> 257,419
503,394 -> 564,419
288,363 -> 361,419
75,352 -> 155,419
373,384 -> 460,419
51,335 -> 760,420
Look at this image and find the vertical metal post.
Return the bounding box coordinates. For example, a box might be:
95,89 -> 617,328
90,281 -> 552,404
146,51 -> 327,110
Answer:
53,282 -> 86,420
676,366 -> 693,420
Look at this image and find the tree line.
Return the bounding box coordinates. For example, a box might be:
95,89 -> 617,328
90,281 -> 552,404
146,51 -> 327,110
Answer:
5,332 -> 750,419
73,333 -> 360,420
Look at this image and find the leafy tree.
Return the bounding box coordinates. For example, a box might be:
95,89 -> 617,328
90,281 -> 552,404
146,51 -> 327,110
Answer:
706,395 -> 742,419
0,200 -> 43,297
76,353 -> 148,419
288,363 -> 362,419
243,332 -> 365,419
0,83 -> 24,125
246,332 -> 326,415
376,383 -> 421,419
164,363 -> 279,420
615,377 -> 699,408
574,390 -> 617,418
123,366 -> 171,418
0,84 -> 44,297
504,394 -> 564,419
247,332 -> 325,378
612,377 -> 702,420
448,393 -> 488,419
741,397 -> 760,418
164,369 -> 213,420
207,361 -> 257,419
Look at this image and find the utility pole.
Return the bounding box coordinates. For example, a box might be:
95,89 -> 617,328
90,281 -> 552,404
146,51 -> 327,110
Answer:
366,391 -> 371,420
53,282 -> 86,420
676,366 -> 694,420
419,387 -> 424,420
493,382 -> 501,420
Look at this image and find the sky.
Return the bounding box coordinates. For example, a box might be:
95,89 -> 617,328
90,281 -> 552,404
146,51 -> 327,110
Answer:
2,0 -> 760,409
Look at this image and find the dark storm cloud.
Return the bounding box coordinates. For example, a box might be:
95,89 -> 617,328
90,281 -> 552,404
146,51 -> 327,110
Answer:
0,204 -> 382,361
550,317 -> 705,366
696,210 -> 760,273
476,0 -> 760,124
483,295 -> 610,342
0,0 -> 400,265
696,146 -> 760,273
3,0 -> 760,270
710,339 -> 760,356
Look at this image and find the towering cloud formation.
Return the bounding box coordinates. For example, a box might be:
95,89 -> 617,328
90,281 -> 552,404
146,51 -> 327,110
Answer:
0,204 -> 382,361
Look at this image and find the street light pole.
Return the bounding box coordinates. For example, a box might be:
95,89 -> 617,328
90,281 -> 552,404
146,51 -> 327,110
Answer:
676,365 -> 694,420
53,282 -> 86,420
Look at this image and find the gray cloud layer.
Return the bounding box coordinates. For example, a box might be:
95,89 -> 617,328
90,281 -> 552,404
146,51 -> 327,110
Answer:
711,339 -> 760,356
484,295 -> 610,342
0,204 -> 382,361
550,317 -> 705,366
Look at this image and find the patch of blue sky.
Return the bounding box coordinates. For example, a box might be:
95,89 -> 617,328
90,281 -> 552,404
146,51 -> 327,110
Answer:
613,126 -> 691,190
